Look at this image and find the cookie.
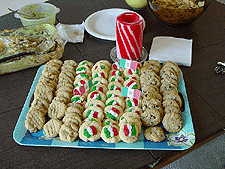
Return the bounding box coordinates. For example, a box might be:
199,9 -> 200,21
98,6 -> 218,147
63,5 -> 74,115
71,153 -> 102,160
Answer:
25,109 -> 46,133
106,97 -> 126,110
56,81 -> 74,90
85,99 -> 106,110
160,67 -> 178,81
141,108 -> 162,127
59,71 -> 76,82
124,74 -> 140,82
55,86 -> 73,96
141,85 -> 159,95
123,68 -> 141,77
87,91 -> 106,103
108,75 -> 124,84
125,98 -> 142,108
120,111 -> 141,122
65,106 -> 83,118
74,77 -> 89,87
83,106 -> 104,121
124,106 -> 143,116
102,118 -> 119,126
90,83 -> 108,93
55,90 -> 73,101
108,70 -> 124,78
92,77 -> 108,86
160,83 -> 178,94
60,65 -> 77,77
62,113 -> 82,127
43,118 -> 63,137
43,64 -> 61,75
48,99 -> 67,119
83,117 -> 102,124
119,116 -> 142,135
108,81 -> 123,91
76,65 -> 92,75
67,102 -> 85,112
29,101 -> 48,116
112,62 -> 123,71
63,60 -> 77,68
162,99 -> 180,109
162,112 -> 182,133
144,127 -> 165,142
119,122 -> 138,143
142,91 -> 162,102
104,105 -> 124,121
143,60 -> 161,69
71,95 -> 87,104
59,123 -> 79,142
79,120 -> 102,142
92,70 -> 109,79
39,75 -> 58,88
163,92 -> 182,108
95,60 -> 111,68
162,61 -> 180,76
75,72 -> 92,81
34,86 -> 54,103
140,74 -> 161,88
101,125 -> 121,143
141,65 -> 160,75
45,59 -> 63,68
41,71 -> 59,83
142,97 -> 162,112
123,79 -> 140,89
31,97 -> 49,111
106,90 -> 123,99
78,60 -> 93,69
92,63 -> 110,73
164,106 -> 181,114
161,77 -> 177,86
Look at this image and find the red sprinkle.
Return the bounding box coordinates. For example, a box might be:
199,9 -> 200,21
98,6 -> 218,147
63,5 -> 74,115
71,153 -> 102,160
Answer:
93,112 -> 98,118
133,99 -> 138,106
99,87 -> 103,92
127,80 -> 134,87
90,91 -> 98,98
90,125 -> 97,135
111,107 -> 120,115
113,127 -> 118,136
80,80 -> 86,85
113,64 -> 118,70
124,125 -> 129,136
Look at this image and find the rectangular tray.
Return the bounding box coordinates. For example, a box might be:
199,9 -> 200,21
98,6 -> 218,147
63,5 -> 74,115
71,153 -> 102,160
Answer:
13,65 -> 195,150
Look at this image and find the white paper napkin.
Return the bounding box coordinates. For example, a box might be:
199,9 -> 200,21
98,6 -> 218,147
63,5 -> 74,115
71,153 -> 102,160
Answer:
56,22 -> 85,43
149,36 -> 193,67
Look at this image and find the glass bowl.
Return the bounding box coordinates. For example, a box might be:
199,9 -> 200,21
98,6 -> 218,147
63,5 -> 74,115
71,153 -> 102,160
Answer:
110,46 -> 148,63
148,0 -> 211,26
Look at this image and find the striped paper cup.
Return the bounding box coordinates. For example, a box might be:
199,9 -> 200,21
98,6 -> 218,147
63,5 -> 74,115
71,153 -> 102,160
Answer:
116,12 -> 144,60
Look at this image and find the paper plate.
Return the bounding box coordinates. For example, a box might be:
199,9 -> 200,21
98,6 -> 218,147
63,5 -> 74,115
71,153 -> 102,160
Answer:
84,8 -> 146,41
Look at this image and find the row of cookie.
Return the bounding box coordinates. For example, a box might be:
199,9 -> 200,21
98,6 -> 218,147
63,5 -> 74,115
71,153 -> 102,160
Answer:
48,60 -> 77,119
159,61 -> 183,133
43,101 -> 85,142
76,60 -> 119,143
25,59 -> 63,133
109,63 -> 143,143
42,60 -> 85,142
138,60 -> 166,142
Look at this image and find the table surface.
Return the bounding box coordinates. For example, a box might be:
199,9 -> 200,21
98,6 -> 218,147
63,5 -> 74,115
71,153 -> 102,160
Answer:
0,0 -> 225,168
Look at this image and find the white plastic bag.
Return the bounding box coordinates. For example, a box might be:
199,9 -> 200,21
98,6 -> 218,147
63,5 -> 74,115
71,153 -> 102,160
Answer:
56,22 -> 85,43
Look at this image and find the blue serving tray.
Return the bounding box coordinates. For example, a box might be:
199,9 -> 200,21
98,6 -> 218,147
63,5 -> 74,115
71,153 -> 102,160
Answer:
13,65 -> 195,150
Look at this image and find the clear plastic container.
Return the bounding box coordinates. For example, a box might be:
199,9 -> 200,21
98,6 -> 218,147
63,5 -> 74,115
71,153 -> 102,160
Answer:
14,3 -> 60,26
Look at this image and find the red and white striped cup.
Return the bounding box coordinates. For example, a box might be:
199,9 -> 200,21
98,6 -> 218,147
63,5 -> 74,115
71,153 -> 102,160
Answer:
116,12 -> 144,60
